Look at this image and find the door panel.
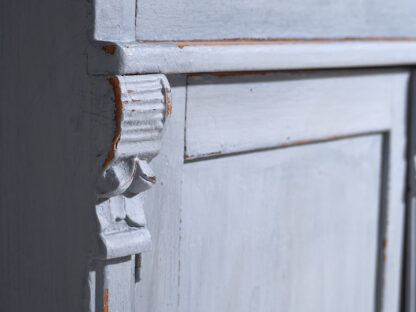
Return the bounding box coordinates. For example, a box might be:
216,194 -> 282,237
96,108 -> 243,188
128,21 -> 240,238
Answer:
178,70 -> 409,312
185,71 -> 406,160
180,135 -> 382,312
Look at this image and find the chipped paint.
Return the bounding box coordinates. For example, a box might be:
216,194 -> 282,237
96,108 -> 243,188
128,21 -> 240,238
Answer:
103,288 -> 108,312
142,173 -> 157,182
185,131 -> 382,161
165,91 -> 173,116
185,151 -> 221,160
103,44 -> 116,54
140,37 -> 416,49
142,36 -> 416,44
102,77 -> 122,169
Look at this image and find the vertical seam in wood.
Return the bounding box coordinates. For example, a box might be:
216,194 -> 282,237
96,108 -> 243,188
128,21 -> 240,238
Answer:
375,131 -> 390,312
401,69 -> 416,312
177,76 -> 189,310
183,75 -> 189,162
134,0 -> 138,32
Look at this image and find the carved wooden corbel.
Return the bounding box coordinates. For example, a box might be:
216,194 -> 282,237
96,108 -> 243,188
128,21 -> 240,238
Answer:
89,74 -> 171,312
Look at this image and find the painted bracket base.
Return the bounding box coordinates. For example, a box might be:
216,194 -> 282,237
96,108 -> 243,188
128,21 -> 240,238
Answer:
89,196 -> 151,312
89,255 -> 143,312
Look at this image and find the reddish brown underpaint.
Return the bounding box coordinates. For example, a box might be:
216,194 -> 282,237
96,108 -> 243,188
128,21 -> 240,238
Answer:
102,78 -> 122,169
103,289 -> 108,312
185,131 -> 380,160
165,92 -> 173,116
279,133 -> 374,148
142,173 -> 157,182
142,36 -> 416,44
185,151 -> 222,159
103,44 -> 116,54
188,66 -> 402,78
140,36 -> 416,49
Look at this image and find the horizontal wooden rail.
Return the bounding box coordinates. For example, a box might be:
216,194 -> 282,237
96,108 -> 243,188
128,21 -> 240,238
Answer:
89,40 -> 416,75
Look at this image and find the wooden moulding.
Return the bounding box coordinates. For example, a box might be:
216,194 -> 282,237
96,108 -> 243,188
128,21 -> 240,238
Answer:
89,74 -> 171,312
88,39 -> 416,75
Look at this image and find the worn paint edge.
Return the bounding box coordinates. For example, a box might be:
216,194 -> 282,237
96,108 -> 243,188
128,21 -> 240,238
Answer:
141,36 -> 416,45
89,40 -> 416,75
184,131 -> 386,162
103,77 -> 122,168
103,288 -> 108,312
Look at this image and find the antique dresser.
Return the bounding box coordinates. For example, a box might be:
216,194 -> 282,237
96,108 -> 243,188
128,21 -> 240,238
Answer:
2,0 -> 416,311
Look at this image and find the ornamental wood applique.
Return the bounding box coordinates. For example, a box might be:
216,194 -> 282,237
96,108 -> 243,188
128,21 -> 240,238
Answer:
88,74 -> 171,312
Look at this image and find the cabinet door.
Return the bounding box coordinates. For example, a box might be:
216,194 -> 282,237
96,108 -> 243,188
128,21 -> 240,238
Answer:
179,70 -> 408,312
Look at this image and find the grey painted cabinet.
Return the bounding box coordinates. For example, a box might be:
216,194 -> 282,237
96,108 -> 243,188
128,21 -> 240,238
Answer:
144,71 -> 407,312
179,71 -> 407,312
2,1 -> 416,312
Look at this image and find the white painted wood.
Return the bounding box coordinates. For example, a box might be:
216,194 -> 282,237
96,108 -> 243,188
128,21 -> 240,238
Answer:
180,135 -> 383,312
134,75 -> 186,312
93,0 -> 136,42
92,256 -> 136,312
135,0 -> 416,40
89,74 -> 172,311
183,70 -> 409,312
2,0 -> 413,310
185,71 -> 406,160
93,74 -> 171,175
104,257 -> 136,312
88,40 -> 416,75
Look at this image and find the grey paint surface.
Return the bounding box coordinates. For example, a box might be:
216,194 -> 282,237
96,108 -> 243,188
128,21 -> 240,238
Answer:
0,0 -> 412,309
181,135 -> 382,312
135,0 -> 416,40
182,70 -> 408,312
134,76 -> 186,312
186,71 -> 402,160
88,41 -> 416,75
94,0 -> 136,42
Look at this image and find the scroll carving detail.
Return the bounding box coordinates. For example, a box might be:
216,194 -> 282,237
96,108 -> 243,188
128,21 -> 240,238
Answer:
89,74 -> 171,312
98,74 -> 171,201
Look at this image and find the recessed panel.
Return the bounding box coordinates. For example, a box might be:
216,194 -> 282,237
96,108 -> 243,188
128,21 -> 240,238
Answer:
185,71 -> 410,160
180,135 -> 382,312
